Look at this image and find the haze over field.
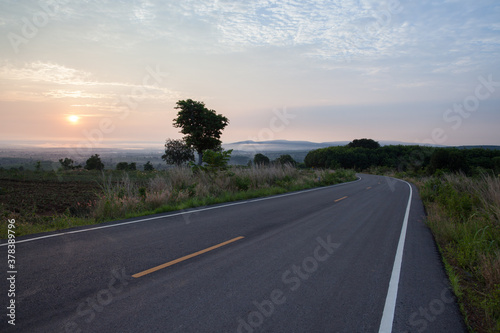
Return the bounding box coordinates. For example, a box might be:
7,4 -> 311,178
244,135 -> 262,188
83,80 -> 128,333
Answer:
1,0 -> 499,150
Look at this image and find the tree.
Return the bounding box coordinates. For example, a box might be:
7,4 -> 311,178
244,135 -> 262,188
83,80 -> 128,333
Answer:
144,161 -> 155,171
202,149 -> 233,173
116,162 -> 130,171
347,138 -> 380,149
59,158 -> 75,170
162,138 -> 195,166
275,154 -> 297,166
428,148 -> 467,174
253,153 -> 270,166
85,154 -> 104,170
173,99 -> 229,165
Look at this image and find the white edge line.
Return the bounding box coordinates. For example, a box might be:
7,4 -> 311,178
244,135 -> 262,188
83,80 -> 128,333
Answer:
378,179 -> 413,333
1,177 -> 362,247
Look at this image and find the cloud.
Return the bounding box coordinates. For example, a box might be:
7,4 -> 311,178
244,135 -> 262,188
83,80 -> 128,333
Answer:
0,61 -> 92,84
0,61 -> 181,104
0,0 -> 499,145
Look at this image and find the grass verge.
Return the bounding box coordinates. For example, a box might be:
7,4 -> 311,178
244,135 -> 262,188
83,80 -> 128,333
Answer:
1,166 -> 356,238
414,173 -> 500,333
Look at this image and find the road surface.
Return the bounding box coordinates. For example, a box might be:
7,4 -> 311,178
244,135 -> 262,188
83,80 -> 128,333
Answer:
1,174 -> 466,332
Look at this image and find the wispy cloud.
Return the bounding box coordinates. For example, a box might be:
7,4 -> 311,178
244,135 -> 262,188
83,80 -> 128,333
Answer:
0,61 -> 180,103
0,61 -> 92,85
0,0 -> 499,145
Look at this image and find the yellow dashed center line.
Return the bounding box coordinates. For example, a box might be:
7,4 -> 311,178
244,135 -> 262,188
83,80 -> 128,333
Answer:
335,196 -> 348,202
132,236 -> 245,278
366,187 -> 372,189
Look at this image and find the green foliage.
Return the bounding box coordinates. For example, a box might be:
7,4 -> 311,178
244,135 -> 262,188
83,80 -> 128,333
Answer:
418,173 -> 500,332
138,187 -> 147,200
201,149 -> 233,172
347,138 -> 380,149
305,144 -> 500,175
162,138 -> 195,166
274,154 -> 297,166
422,178 -> 475,220
85,154 -> 104,171
494,156 -> 500,174
116,162 -> 129,171
173,99 -> 229,165
234,176 -> 251,191
59,157 -> 76,170
428,148 -> 468,174
143,161 -> 155,171
116,162 -> 137,171
254,153 -> 270,166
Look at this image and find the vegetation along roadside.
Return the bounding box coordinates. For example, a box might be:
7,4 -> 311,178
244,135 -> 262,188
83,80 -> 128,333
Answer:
0,165 -> 356,239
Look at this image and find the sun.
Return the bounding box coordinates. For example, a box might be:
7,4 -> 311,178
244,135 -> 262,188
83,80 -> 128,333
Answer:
68,115 -> 80,124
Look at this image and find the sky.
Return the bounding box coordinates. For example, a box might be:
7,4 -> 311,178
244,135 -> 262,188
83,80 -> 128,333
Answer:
0,0 -> 499,149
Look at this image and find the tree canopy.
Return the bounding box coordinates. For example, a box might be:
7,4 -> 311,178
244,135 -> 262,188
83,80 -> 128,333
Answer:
59,158 -> 76,170
116,162 -> 136,171
253,153 -> 270,166
347,138 -> 380,149
85,154 -> 104,170
173,99 -> 229,165
305,144 -> 500,175
143,161 -> 155,171
275,154 -> 297,166
162,138 -> 195,166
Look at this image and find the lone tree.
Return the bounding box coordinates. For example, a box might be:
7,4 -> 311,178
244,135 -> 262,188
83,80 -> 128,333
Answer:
253,153 -> 270,166
85,154 -> 104,170
144,161 -> 155,171
173,99 -> 229,165
347,138 -> 380,149
162,138 -> 195,166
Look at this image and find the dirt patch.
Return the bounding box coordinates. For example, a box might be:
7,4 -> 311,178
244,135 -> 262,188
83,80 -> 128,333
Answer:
0,179 -> 101,216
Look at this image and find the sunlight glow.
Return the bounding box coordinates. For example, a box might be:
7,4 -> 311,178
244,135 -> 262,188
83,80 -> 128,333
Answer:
68,115 -> 80,124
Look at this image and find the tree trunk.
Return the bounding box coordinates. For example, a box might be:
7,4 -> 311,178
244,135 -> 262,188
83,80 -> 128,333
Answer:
198,151 -> 203,165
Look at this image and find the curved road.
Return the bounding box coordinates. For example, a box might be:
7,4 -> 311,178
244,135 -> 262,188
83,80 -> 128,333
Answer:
1,174 -> 466,332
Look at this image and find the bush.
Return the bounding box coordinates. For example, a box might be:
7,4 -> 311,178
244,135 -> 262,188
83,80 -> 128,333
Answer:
85,154 -> 104,171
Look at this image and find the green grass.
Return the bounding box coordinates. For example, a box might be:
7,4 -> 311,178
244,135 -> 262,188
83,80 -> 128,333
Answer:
1,166 -> 356,238
414,173 -> 500,333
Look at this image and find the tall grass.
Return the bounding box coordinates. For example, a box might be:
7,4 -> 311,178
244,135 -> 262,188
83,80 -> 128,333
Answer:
0,166 -> 355,238
91,165 -> 356,222
419,173 -> 500,332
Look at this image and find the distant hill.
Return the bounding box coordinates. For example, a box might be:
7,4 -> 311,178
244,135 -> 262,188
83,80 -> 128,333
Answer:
223,140 -> 442,152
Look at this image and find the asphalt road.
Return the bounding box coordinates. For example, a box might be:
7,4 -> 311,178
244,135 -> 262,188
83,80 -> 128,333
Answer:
1,174 -> 466,332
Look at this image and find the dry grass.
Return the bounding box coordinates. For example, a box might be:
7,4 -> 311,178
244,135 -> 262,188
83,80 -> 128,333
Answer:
91,165 -> 355,222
